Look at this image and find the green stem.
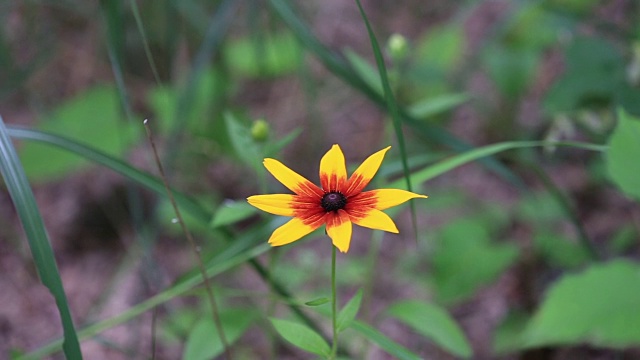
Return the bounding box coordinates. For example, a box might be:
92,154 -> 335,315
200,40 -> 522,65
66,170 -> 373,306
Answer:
330,245 -> 338,359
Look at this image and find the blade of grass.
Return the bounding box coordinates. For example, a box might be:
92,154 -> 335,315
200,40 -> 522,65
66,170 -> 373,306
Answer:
7,126 -> 209,221
388,140 -> 606,189
0,116 -> 83,359
129,0 -> 162,87
353,0 -> 418,241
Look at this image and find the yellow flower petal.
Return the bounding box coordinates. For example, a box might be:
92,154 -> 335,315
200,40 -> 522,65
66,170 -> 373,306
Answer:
326,209 -> 352,253
319,144 -> 347,192
345,146 -> 390,196
352,189 -> 428,210
247,194 -> 296,216
263,158 -> 323,198
348,208 -> 399,233
268,217 -> 322,247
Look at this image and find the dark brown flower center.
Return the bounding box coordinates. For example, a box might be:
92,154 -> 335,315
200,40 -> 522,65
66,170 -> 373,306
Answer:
321,191 -> 347,212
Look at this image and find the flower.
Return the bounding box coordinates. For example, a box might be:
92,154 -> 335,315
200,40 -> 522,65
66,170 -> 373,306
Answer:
247,145 -> 427,253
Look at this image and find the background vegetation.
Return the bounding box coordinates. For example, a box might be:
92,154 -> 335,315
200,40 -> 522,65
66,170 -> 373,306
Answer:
1,0 -> 639,359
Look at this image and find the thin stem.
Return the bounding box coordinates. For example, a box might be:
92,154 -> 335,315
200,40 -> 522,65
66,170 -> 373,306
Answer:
143,120 -> 232,359
330,245 -> 338,359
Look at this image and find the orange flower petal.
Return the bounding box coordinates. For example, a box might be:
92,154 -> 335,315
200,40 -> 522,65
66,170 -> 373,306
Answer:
345,146 -> 390,196
347,207 -> 399,233
351,189 -> 428,210
319,144 -> 347,192
268,217 -> 322,247
263,158 -> 323,198
247,194 -> 296,216
326,209 -> 352,253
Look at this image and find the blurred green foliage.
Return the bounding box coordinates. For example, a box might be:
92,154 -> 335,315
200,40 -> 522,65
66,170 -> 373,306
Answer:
2,0 -> 640,358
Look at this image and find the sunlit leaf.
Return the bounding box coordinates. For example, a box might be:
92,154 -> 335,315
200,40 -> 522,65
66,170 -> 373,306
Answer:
19,86 -> 139,181
522,260 -> 640,348
270,318 -> 331,356
606,108 -> 640,200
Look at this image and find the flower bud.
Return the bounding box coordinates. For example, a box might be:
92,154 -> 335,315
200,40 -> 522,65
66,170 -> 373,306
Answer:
387,33 -> 409,61
251,118 -> 270,142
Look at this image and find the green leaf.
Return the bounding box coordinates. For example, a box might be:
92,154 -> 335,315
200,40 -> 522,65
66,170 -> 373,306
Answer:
351,321 -> 422,360
544,37 -> 624,114
386,300 -> 472,358
415,25 -> 464,73
430,217 -> 520,304
210,200 -> 257,228
269,318 -> 331,357
344,48 -> 382,95
305,297 -> 330,307
224,32 -> 302,78
184,309 -> 257,360
0,116 -> 83,358
533,232 -> 590,269
336,288 -> 363,332
606,108 -> 640,200
483,44 -> 539,98
224,112 -> 261,171
493,311 -> 530,354
407,93 -> 469,120
19,86 -> 139,181
522,260 -> 640,348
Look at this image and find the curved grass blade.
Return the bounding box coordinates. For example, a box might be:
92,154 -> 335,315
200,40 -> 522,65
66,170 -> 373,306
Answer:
353,0 -> 419,241
388,140 -> 606,189
128,0 -> 162,87
0,117 -> 83,359
353,0 -> 411,192
7,126 -> 209,222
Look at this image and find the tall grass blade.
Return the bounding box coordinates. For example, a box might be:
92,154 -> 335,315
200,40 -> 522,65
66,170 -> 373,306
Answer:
353,0 -> 418,240
7,126 -> 209,221
388,140 -> 606,189
0,117 -> 83,359
129,0 -> 163,87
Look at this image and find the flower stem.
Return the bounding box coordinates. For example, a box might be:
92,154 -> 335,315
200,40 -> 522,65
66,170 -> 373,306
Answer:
331,245 -> 338,359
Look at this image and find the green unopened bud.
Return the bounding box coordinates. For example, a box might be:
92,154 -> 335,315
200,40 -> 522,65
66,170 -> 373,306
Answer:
251,118 -> 270,142
387,33 -> 409,61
